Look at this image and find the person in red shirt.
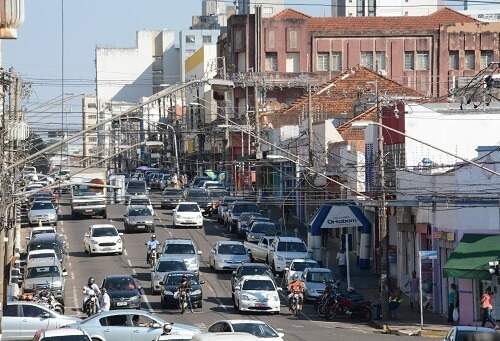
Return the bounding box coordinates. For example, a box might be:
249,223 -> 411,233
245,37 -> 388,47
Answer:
288,274 -> 305,311
481,287 -> 497,328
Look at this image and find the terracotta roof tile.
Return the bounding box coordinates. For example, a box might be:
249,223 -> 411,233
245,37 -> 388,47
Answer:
272,8 -> 311,20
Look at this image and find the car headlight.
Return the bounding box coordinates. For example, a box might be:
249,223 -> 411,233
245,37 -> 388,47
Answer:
117,238 -> 122,244
91,239 -> 99,245
241,294 -> 253,301
130,295 -> 141,301
270,294 -> 280,301
191,289 -> 201,295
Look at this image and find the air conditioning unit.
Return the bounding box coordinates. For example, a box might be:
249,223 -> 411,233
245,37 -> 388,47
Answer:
378,69 -> 387,76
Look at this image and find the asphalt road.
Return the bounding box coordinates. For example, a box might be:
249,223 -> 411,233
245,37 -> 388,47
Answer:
32,192 -> 429,341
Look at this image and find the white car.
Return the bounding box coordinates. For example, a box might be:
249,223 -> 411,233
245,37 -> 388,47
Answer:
83,224 -> 123,256
233,275 -> 281,314
26,249 -> 58,263
128,195 -> 154,215
172,202 -> 203,229
208,320 -> 284,340
27,226 -> 56,241
284,259 -> 319,285
33,328 -> 91,341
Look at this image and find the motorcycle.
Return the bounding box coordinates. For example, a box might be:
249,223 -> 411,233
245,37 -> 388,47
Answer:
326,293 -> 372,322
84,291 -> 98,317
35,290 -> 64,314
148,248 -> 158,267
175,289 -> 192,314
289,293 -> 302,316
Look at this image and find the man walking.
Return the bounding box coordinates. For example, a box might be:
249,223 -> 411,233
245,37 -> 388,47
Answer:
336,248 -> 347,278
447,283 -> 458,323
481,287 -> 497,328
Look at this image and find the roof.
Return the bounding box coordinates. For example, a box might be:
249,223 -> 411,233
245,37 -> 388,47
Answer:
32,226 -> 55,231
26,258 -> 60,267
40,328 -> 87,337
215,320 -> 268,325
451,326 -> 497,333
291,259 -> 318,263
30,233 -> 59,241
193,333 -> 260,341
240,275 -> 275,281
129,195 -> 149,200
239,263 -> 270,268
444,234 -> 500,280
90,224 -> 116,229
218,240 -> 245,245
104,274 -> 134,280
277,236 -> 304,242
272,8 -> 311,20
28,249 -> 56,255
165,238 -> 194,244
177,201 -> 199,205
305,267 -> 332,273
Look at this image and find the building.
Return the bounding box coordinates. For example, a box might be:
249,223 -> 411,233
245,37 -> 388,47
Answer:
236,0 -> 285,17
462,8 -> 500,22
82,96 -> 98,160
192,0 -> 236,29
179,29 -> 221,82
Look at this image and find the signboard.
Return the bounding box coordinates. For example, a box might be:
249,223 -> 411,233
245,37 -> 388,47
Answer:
419,250 -> 438,260
320,205 -> 364,229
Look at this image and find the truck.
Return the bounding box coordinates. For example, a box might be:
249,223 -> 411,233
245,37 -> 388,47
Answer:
244,236 -> 277,263
70,168 -> 107,219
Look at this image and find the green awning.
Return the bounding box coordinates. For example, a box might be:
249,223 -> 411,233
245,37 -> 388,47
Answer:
443,234 -> 500,280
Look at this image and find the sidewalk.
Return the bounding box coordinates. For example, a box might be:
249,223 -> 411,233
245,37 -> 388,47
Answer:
344,260 -> 451,338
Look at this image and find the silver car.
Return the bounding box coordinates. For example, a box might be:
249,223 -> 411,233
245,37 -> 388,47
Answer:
23,258 -> 67,303
303,267 -> 335,301
28,201 -> 58,226
1,301 -> 78,340
162,239 -> 202,273
150,257 -> 187,294
209,241 -> 251,271
246,221 -> 277,242
68,309 -> 200,341
124,205 -> 155,233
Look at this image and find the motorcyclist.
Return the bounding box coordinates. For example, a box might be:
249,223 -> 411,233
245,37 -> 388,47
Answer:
177,275 -> 191,294
155,322 -> 174,341
146,234 -> 161,264
82,277 -> 101,313
287,274 -> 305,311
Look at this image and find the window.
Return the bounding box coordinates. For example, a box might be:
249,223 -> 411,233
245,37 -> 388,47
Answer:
375,51 -> 386,71
263,7 -> 274,15
286,53 -> 300,72
288,30 -> 298,49
357,0 -> 365,16
465,50 -> 475,69
237,52 -> 246,72
317,53 -> 330,71
202,35 -> 212,43
185,35 -> 195,44
332,52 -> 342,71
368,0 -> 376,16
268,30 -> 275,49
480,50 -> 493,69
265,52 -> 278,72
404,51 -> 414,70
360,52 -> 373,69
100,315 -> 128,327
87,114 -> 97,120
416,51 -> 429,70
235,30 -> 243,50
3,305 -> 19,317
449,50 -> 459,70
21,305 -> 47,318
88,137 -> 97,143
131,314 -> 156,328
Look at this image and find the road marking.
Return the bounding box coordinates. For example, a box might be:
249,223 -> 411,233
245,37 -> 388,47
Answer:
70,271 -> 75,280
127,259 -> 133,267
72,286 -> 79,311
142,293 -> 153,312
123,249 -> 128,256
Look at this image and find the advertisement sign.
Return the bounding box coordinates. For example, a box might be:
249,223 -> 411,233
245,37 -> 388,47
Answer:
320,205 -> 364,229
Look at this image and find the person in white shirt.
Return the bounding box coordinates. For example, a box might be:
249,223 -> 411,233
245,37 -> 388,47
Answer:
146,234 -> 161,264
336,248 -> 347,278
82,277 -> 101,312
100,288 -> 111,312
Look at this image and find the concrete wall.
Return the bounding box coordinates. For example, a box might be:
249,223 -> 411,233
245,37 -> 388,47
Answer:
179,29 -> 220,82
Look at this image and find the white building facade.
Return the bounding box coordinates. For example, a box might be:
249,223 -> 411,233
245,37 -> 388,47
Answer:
236,0 -> 285,17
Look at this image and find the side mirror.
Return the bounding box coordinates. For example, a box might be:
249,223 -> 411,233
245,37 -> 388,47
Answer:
40,312 -> 51,319
84,233 -> 89,238
284,267 -> 290,271
232,271 -> 236,276
234,285 -> 240,291
278,332 -> 285,338
200,280 -> 205,285
197,250 -> 202,255
159,281 -> 164,286
119,233 -> 124,236
151,322 -> 162,329
277,287 -> 283,291
25,236 -> 30,240
62,271 -> 68,277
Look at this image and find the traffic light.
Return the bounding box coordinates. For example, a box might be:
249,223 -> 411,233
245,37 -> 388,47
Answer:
488,261 -> 499,276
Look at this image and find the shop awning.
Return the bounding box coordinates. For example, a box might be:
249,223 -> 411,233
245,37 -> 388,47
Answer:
443,234 -> 500,280
309,204 -> 371,237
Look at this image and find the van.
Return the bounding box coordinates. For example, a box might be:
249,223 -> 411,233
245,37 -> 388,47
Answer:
192,333 -> 259,341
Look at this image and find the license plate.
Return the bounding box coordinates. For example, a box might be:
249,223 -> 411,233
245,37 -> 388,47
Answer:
103,247 -> 113,251
255,303 -> 267,307
116,302 -> 127,307
137,225 -> 145,229
85,209 -> 93,213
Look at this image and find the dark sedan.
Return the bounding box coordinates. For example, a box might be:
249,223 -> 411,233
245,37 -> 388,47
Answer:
231,263 -> 275,295
184,188 -> 211,214
102,275 -> 142,310
160,271 -> 204,309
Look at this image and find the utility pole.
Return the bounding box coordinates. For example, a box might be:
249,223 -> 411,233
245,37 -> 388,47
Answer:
306,84 -> 314,220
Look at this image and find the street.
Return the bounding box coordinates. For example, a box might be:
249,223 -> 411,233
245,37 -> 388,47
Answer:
45,193 -> 425,341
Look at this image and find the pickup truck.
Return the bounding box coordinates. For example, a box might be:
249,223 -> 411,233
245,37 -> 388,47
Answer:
244,236 -> 276,263
268,237 -> 310,272
70,168 -> 107,218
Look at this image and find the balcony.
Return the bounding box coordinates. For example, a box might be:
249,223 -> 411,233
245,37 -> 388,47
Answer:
227,71 -> 330,87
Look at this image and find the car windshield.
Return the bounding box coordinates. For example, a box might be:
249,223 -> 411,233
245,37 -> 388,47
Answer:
128,182 -> 146,192
72,184 -> 104,196
164,189 -> 182,195
32,229 -> 54,237
92,228 -> 118,237
291,261 -> 318,271
187,191 -> 208,198
240,266 -> 270,277
28,240 -> 61,253
128,208 -> 151,216
242,279 -> 275,291
166,274 -> 198,286
29,253 -> 55,260
232,323 -> 278,338
307,271 -> 333,283
218,244 -> 247,255
233,204 -> 259,214
177,204 -> 199,212
209,190 -> 227,198
156,261 -> 187,272
252,223 -> 276,234
104,277 -> 137,291
42,336 -> 90,341
26,266 -> 61,278
164,244 -> 195,254
130,199 -> 150,206
31,202 -> 54,210
456,331 -> 497,341
277,241 -> 307,252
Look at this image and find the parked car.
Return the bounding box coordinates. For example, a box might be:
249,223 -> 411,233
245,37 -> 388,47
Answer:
26,249 -> 58,264
124,205 -> 155,233
268,237 -> 309,272
68,309 -> 200,341
284,259 -> 319,285
226,202 -> 260,233
162,239 -> 202,273
150,258 -> 187,294
33,328 -> 91,341
160,271 -> 204,309
127,195 -> 154,215
217,196 -> 243,224
161,188 -> 184,209
207,320 -> 284,340
245,222 -> 277,242
28,201 -> 58,226
209,241 -> 251,272
22,258 -> 67,304
26,226 -> 56,241
443,326 -> 498,341
102,275 -> 142,310
302,267 -> 335,301
27,233 -> 65,265
237,213 -> 269,237
231,263 -> 275,296
244,236 -> 277,263
172,202 -> 203,229
1,301 -> 79,341
83,224 -> 123,256
233,275 -> 281,314
184,188 -> 211,214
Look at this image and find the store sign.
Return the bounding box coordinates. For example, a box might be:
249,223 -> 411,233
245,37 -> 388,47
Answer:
320,206 -> 364,229
419,250 -> 438,260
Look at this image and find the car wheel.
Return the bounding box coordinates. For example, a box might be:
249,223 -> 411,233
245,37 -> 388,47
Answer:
233,297 -> 238,309
102,211 -> 107,219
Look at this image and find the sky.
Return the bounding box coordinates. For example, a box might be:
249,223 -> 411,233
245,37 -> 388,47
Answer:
2,0 -> 325,133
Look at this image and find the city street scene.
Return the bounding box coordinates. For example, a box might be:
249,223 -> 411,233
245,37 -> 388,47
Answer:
1,0 -> 500,340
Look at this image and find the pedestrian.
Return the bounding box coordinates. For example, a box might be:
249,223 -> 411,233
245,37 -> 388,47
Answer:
481,287 -> 497,328
447,283 -> 458,323
336,247 -> 347,278
100,288 -> 111,312
405,270 -> 419,312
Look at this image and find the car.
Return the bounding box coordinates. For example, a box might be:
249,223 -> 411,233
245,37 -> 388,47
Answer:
26,226 -> 56,241
237,213 -> 269,237
183,188 -> 212,214
284,259 -> 320,285
443,326 -> 498,341
193,333 -> 260,341
161,188 -> 184,209
126,180 -> 148,200
231,263 -> 275,295
23,258 -> 67,304
83,224 -> 123,256
33,328 -> 92,341
191,176 -> 210,188
217,196 -> 243,224
245,222 -> 277,242
28,201 -> 58,226
233,275 -> 281,314
127,195 -> 154,215
1,301 -> 79,341
151,174 -> 170,190
102,275 -> 142,310
150,258 -> 187,294
124,205 -> 155,233
226,202 -> 260,233
27,233 -> 65,265
302,267 -> 335,301
172,202 -> 203,229
162,239 -> 202,273
201,181 -> 224,189
268,237 -> 309,273
160,271 -> 204,309
207,320 -> 284,340
26,249 -> 58,264
207,188 -> 228,216
209,241 -> 251,272
28,191 -> 55,205
68,309 -> 200,341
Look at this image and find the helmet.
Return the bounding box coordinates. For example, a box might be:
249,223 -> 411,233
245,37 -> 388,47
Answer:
292,274 -> 299,280
181,275 -> 188,281
347,287 -> 355,293
88,277 -> 95,286
162,322 -> 173,334
151,234 -> 156,239
101,287 -> 107,293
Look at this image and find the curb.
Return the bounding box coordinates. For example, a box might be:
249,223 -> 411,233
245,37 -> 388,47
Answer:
370,321 -> 448,338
